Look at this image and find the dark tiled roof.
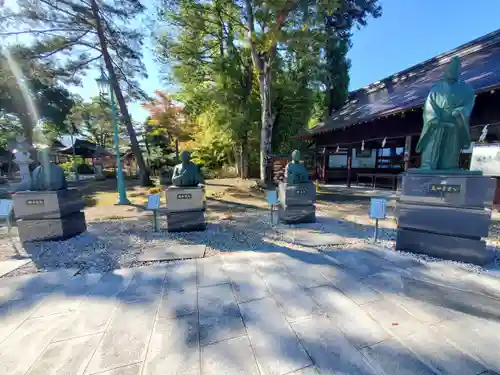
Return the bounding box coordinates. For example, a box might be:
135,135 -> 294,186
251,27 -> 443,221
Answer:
308,29 -> 500,136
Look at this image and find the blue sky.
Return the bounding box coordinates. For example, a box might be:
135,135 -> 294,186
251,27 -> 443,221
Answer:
72,0 -> 500,123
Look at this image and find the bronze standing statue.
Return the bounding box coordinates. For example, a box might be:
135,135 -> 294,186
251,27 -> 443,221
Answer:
285,150 -> 309,184
416,56 -> 475,170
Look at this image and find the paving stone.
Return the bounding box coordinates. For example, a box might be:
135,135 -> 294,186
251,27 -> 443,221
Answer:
393,277 -> 500,322
363,273 -> 456,324
360,338 -> 436,375
198,283 -> 236,316
0,259 -> 31,277
224,262 -> 270,303
201,336 -> 260,375
199,303 -> 246,346
401,325 -> 486,375
31,273 -> 103,318
318,263 -> 382,305
283,229 -> 348,247
239,297 -> 312,375
0,313 -> 70,375
54,270 -> 136,341
308,285 -> 388,348
362,298 -> 425,338
137,244 -> 206,261
432,317 -> 500,372
197,256 -> 229,287
143,312 -> 199,375
95,363 -> 143,375
26,333 -> 102,375
323,249 -> 401,278
157,288 -> 197,319
274,254 -> 330,289
291,315 -> 379,375
164,260 -> 197,290
0,268 -> 77,303
86,267 -> 166,374
288,366 -> 319,374
252,259 -> 320,321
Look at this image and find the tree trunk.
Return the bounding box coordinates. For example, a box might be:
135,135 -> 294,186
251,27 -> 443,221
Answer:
233,145 -> 241,177
258,65 -> 275,185
90,0 -> 152,186
175,138 -> 179,162
241,137 -> 249,179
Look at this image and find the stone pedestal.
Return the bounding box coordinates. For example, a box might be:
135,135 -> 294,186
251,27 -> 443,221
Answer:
396,171 -> 495,265
165,186 -> 205,232
278,182 -> 316,224
13,189 -> 87,243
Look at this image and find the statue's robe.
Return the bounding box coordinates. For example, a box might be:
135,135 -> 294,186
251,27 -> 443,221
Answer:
285,162 -> 309,184
172,162 -> 204,187
416,79 -> 475,169
31,163 -> 68,191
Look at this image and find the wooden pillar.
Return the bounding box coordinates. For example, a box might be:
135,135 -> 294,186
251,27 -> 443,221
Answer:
321,154 -> 327,182
404,135 -> 412,171
347,146 -> 352,188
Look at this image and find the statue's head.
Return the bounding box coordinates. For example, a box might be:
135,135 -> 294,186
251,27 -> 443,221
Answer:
180,151 -> 191,164
444,57 -> 461,83
291,149 -> 301,163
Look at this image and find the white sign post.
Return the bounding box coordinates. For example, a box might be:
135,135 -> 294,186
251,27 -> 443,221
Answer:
0,199 -> 13,239
266,189 -> 279,225
369,198 -> 387,242
147,194 -> 161,232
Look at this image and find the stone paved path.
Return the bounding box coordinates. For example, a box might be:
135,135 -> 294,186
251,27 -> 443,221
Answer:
1,245 -> 500,375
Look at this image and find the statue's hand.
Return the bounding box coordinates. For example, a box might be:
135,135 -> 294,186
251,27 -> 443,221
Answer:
452,109 -> 462,118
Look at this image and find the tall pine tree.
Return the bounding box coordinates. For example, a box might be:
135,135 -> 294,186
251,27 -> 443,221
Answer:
0,0 -> 153,185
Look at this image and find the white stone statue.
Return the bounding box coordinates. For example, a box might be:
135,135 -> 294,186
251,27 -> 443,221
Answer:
12,135 -> 33,189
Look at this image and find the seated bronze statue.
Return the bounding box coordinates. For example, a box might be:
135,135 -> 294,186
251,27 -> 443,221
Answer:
171,151 -> 204,187
31,149 -> 68,191
285,150 -> 309,184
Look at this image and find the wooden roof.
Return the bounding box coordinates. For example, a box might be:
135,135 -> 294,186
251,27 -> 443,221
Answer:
305,29 -> 500,137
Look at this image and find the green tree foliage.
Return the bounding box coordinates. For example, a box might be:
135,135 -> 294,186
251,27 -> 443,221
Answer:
158,0 -> 262,177
158,0 -> 381,182
0,47 -> 75,147
0,0 -> 153,185
65,96 -> 116,148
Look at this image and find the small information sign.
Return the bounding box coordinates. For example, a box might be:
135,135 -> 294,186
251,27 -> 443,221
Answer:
0,200 -> 12,218
147,194 -> 161,211
266,190 -> 278,205
369,198 -> 387,219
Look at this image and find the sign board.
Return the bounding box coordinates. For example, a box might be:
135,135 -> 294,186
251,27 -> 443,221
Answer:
26,199 -> 44,206
0,200 -> 12,217
147,194 -> 161,210
428,184 -> 461,194
470,143 -> 500,176
266,190 -> 278,205
369,198 -> 387,219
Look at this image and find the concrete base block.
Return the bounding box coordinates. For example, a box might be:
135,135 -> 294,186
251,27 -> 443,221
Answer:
400,172 -> 495,208
397,203 -> 491,238
278,182 -> 316,207
165,186 -> 204,212
279,205 -> 316,224
13,189 -> 84,220
166,210 -> 205,232
396,228 -> 493,266
17,211 -> 87,243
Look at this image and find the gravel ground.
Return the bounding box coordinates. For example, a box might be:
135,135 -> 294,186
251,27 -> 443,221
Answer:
1,201 -> 500,278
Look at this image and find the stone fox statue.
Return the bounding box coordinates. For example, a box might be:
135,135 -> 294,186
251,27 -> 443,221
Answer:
416,56 -> 475,170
